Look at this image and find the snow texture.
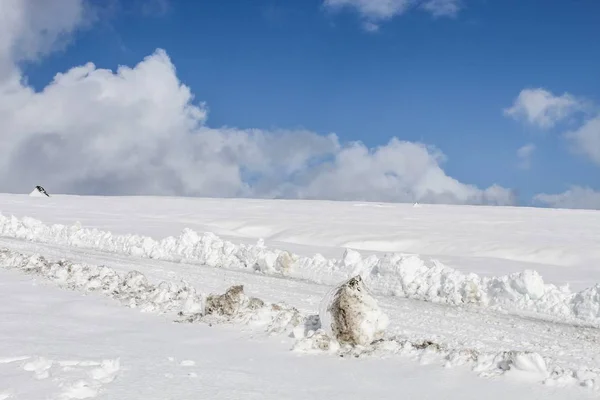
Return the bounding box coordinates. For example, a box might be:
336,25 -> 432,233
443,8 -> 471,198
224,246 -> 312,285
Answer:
3,213 -> 600,325
28,187 -> 49,198
13,355 -> 119,399
4,247 -> 600,392
0,248 -> 306,337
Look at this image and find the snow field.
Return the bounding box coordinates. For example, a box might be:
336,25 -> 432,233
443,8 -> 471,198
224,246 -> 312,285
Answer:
2,247 -> 600,393
3,212 -> 600,325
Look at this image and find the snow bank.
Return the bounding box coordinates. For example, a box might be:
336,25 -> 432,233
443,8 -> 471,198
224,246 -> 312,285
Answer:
293,333 -> 600,390
3,213 -> 600,324
319,276 -> 388,346
0,248 -> 305,336
2,246 -> 600,392
0,249 -> 205,315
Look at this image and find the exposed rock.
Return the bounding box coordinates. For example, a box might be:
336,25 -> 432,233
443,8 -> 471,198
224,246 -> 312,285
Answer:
204,285 -> 248,316
319,275 -> 389,346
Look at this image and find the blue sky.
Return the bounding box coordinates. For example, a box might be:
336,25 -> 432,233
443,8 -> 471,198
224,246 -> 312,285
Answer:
5,0 -> 600,206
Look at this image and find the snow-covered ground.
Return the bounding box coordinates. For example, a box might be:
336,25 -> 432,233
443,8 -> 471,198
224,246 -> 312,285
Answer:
2,193 -> 600,289
1,193 -> 600,398
4,267 -> 588,399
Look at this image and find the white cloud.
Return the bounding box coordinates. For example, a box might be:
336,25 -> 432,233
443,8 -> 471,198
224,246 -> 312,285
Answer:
0,0 -> 513,206
323,0 -> 462,30
565,116 -> 600,166
0,0 -> 88,78
324,0 -> 412,20
279,139 -> 515,204
504,88 -> 583,129
506,87 -> 600,169
362,21 -> 380,32
534,186 -> 600,210
516,143 -> 535,169
421,0 -> 461,17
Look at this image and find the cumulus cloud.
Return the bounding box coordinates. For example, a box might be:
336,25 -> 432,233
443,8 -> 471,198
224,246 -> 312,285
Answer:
323,0 -> 462,31
565,116 -> 600,166
508,88 -> 600,209
506,87 -> 600,168
284,139 -> 514,205
0,0 -> 89,77
516,143 -> 535,169
504,88 -> 583,129
0,0 -> 513,206
534,187 -> 600,210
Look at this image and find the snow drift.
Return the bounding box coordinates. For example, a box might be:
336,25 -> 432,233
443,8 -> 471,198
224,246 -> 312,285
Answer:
2,213 -> 600,324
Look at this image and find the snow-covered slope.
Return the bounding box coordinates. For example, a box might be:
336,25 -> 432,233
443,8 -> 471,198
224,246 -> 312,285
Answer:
1,202 -> 600,324
2,193 -> 600,398
1,193 -> 599,289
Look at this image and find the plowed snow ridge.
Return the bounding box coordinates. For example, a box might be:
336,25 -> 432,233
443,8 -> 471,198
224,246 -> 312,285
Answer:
2,247 -> 600,392
2,213 -> 600,323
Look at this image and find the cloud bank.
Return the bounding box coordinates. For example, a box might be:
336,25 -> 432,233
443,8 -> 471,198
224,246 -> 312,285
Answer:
0,0 -> 514,206
534,187 -> 600,210
505,88 -> 600,166
323,0 -> 462,31
506,88 -> 600,209
566,116 -> 600,166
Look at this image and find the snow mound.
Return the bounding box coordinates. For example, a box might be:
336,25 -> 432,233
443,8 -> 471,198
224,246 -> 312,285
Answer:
319,275 -> 388,346
4,213 -> 600,324
204,285 -> 265,317
205,285 -> 250,316
0,248 -> 308,337
4,251 -> 205,315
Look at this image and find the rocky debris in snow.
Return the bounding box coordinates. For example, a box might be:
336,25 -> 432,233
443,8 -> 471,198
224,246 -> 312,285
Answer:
319,275 -> 389,346
204,285 -> 262,317
0,249 -> 203,316
182,284 -> 307,336
0,247 -> 307,338
292,330 -> 341,354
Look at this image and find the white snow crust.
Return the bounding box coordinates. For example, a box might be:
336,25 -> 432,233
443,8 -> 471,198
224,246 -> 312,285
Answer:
2,212 -> 600,324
